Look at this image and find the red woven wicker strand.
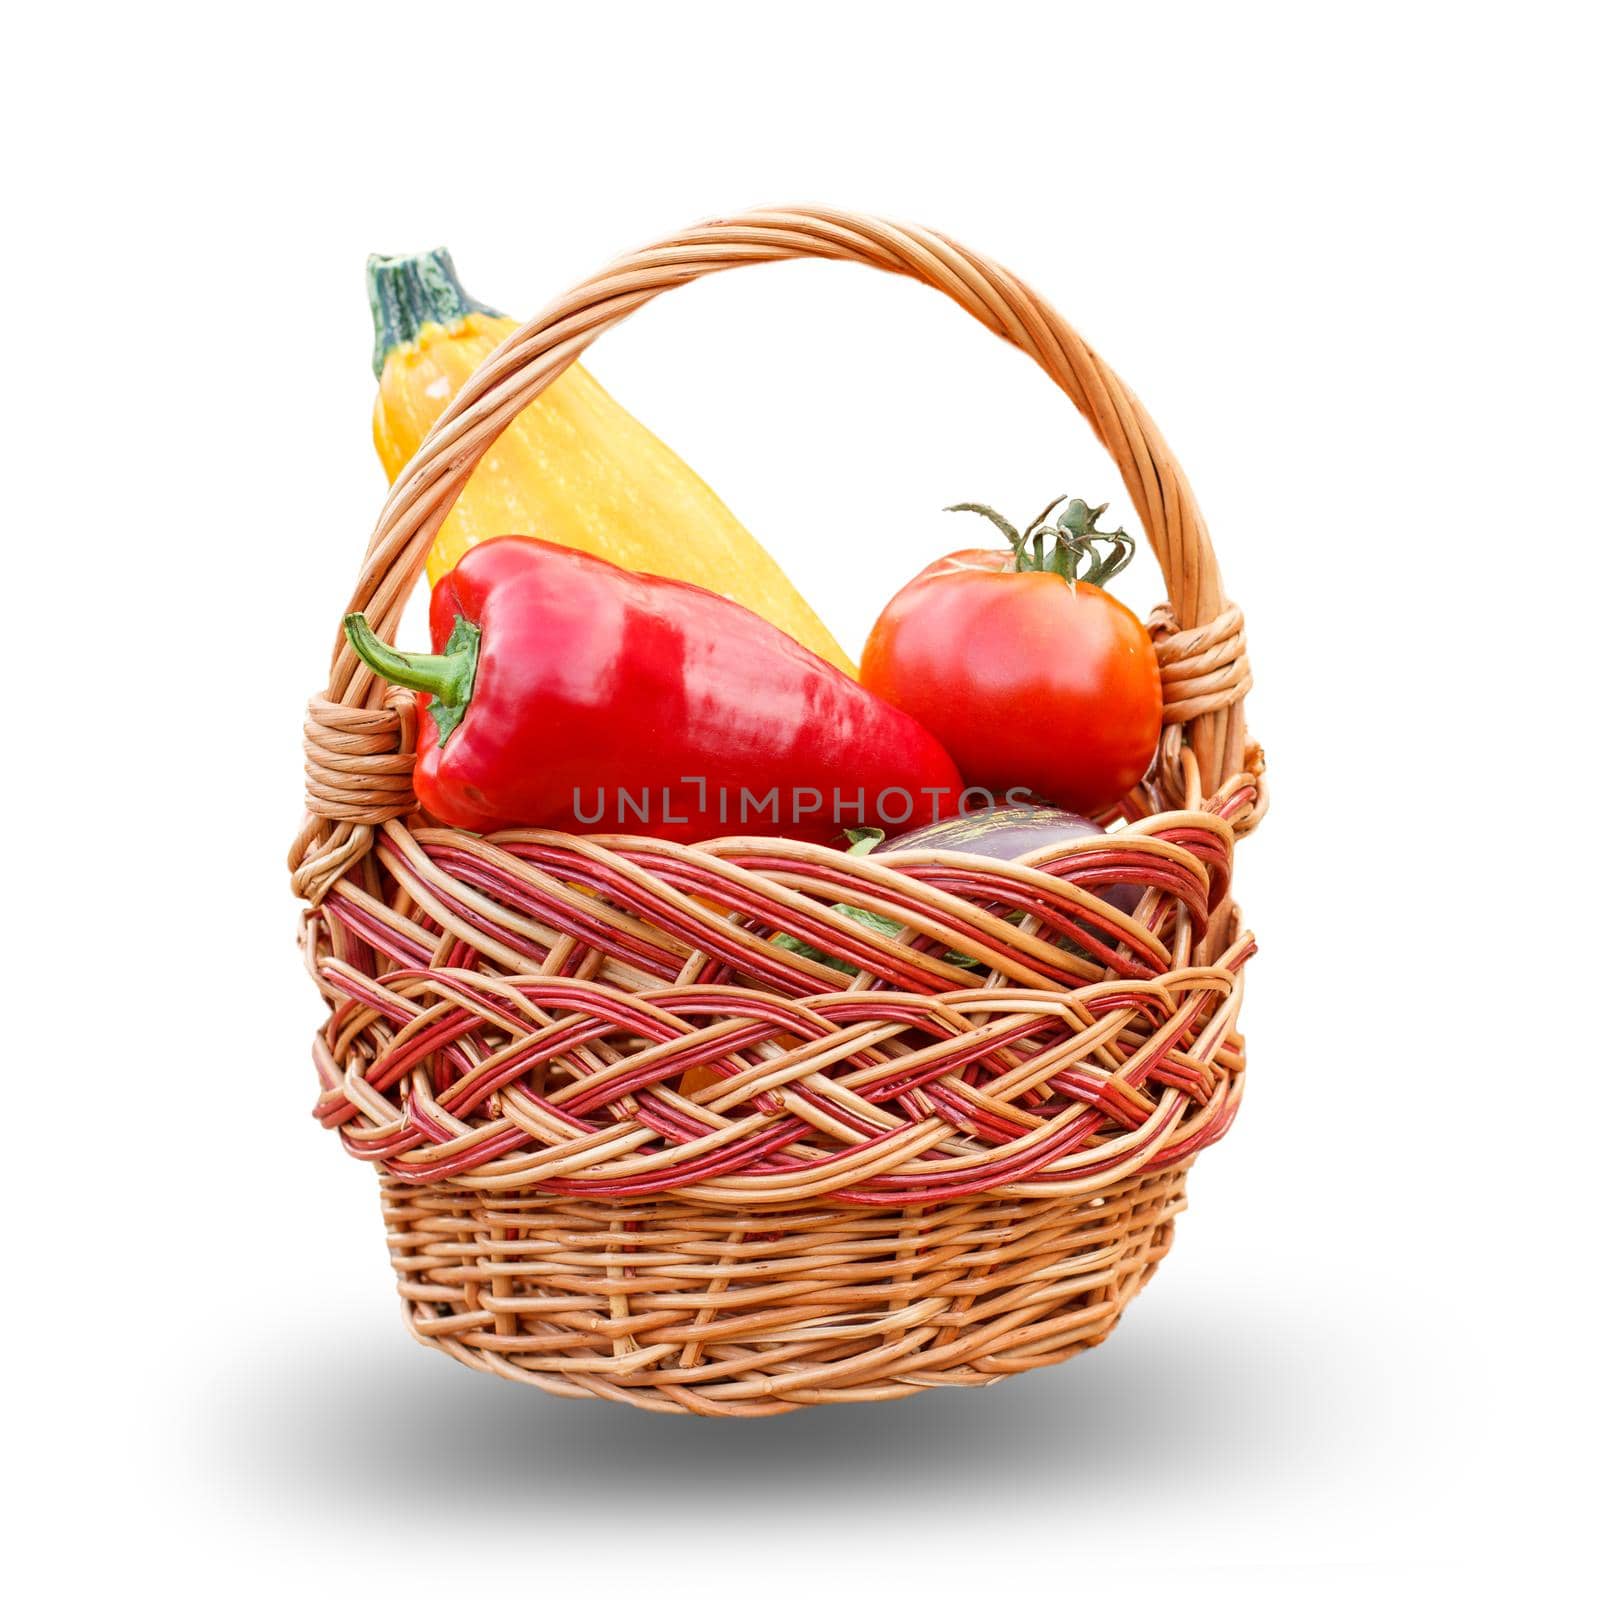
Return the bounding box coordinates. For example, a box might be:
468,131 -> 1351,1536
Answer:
290,208 -> 1264,1415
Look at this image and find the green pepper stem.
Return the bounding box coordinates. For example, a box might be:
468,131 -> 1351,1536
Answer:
344,613 -> 481,743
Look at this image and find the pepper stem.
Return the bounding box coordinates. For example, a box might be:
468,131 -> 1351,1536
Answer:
344,612 -> 480,743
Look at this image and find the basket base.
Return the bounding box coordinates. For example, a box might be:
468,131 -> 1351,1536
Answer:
381,1166 -> 1188,1417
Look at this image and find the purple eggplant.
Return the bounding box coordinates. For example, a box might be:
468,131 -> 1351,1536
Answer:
773,806 -> 1142,976
878,803 -> 1105,859
875,804 -> 1140,915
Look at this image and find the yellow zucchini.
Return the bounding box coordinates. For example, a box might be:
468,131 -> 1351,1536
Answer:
368,249 -> 854,675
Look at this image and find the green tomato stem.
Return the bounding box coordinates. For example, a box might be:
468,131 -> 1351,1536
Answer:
946,496 -> 1136,586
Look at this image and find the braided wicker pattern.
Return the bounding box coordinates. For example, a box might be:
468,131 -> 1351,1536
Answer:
291,208 -> 1262,1411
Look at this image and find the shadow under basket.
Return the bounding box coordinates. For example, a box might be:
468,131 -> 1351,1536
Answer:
292,207 -> 1265,1417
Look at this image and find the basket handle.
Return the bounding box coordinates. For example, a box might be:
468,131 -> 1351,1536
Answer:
295,207 -> 1251,898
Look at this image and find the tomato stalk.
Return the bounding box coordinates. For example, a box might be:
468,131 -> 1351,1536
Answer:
946,496 -> 1134,588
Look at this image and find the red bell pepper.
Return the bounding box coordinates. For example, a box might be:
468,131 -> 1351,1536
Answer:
345,537 -> 963,843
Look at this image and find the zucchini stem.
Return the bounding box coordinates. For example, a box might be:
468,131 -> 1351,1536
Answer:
366,247 -> 502,378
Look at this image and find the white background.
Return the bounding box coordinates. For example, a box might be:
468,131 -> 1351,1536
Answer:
6,3 -> 1594,1595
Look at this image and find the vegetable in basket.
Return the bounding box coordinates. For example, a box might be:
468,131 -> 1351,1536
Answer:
881,803 -> 1127,873
765,805 -> 1142,979
368,248 -> 855,675
344,537 -> 961,842
860,497 -> 1162,814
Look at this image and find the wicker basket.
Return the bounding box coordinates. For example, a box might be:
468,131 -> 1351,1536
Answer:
290,207 -> 1264,1417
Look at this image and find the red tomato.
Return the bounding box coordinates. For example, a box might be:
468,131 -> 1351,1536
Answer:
860,502 -> 1162,814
